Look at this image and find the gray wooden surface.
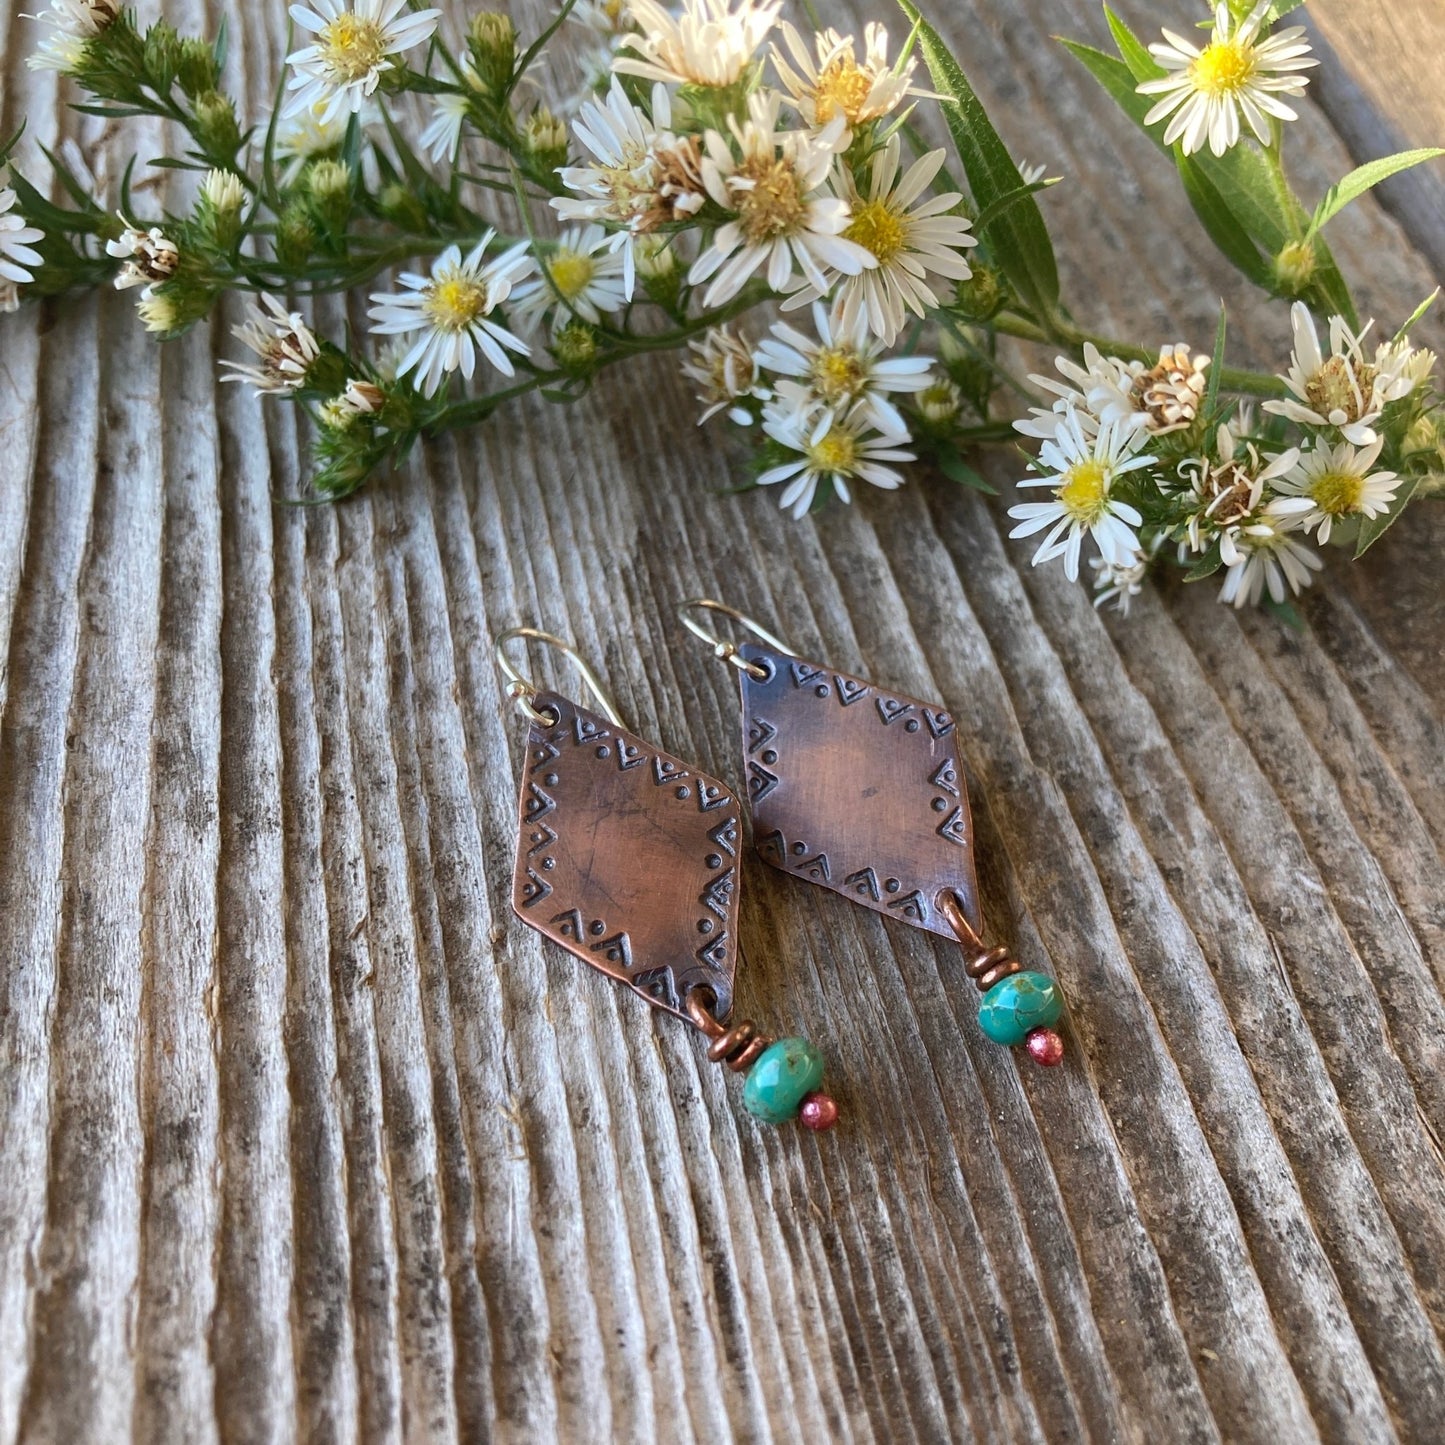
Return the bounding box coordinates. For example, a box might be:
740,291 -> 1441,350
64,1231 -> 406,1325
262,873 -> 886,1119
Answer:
1,1 -> 1443,1441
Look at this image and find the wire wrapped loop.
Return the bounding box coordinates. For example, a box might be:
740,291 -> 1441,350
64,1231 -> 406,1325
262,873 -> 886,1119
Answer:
686,989 -> 773,1072
937,890 -> 1023,995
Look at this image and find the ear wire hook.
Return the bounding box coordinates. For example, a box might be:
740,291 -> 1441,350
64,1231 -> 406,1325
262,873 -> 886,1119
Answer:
678,598 -> 793,680
494,627 -> 625,728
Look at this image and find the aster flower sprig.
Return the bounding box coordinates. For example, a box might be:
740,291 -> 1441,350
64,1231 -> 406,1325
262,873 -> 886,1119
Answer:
3,0 -> 1443,607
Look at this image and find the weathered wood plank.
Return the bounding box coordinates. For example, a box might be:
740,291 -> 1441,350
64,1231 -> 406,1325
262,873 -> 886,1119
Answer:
2,0 -> 1444,1441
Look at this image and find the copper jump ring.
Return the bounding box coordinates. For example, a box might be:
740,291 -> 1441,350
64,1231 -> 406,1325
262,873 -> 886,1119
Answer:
937,889 -> 1023,995
686,989 -> 772,1073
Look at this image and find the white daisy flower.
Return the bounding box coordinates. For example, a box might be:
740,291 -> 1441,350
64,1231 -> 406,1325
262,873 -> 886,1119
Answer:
681,325 -> 768,425
1176,420 -> 1298,556
510,225 -> 628,336
787,135 -> 976,346
284,0 -> 442,125
1090,548 -> 1150,616
754,299 -> 934,435
1375,336 -> 1437,397
759,395 -> 915,519
27,0 -> 120,71
420,94 -> 472,164
1263,301 -> 1415,446
105,217 -> 179,292
367,233 -> 534,397
0,174 -> 45,292
771,21 -> 921,137
570,0 -> 632,40
1008,411 -> 1152,580
689,90 -> 872,307
615,0 -> 781,89
1014,343 -> 1142,441
554,79 -> 706,299
1137,1 -> 1316,158
1217,506 -> 1323,608
1269,436 -> 1401,543
273,102 -> 356,187
219,294 -> 322,395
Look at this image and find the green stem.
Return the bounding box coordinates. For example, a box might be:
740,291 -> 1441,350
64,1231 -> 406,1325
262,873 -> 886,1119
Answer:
991,312 -> 1286,398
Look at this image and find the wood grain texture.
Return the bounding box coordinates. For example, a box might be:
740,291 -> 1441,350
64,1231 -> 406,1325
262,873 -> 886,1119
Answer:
1,1 -> 1443,1441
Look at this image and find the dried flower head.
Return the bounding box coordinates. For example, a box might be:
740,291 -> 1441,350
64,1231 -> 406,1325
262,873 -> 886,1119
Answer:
1264,302 -> 1421,446
1129,343 -> 1210,435
771,21 -> 920,135
682,325 -> 765,425
616,0 -> 781,89
1176,420 -> 1298,556
220,294 -> 323,394
105,218 -> 180,292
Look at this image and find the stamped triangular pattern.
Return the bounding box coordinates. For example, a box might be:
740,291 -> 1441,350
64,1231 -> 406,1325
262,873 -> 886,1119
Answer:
510,693 -> 742,1021
736,643 -> 982,940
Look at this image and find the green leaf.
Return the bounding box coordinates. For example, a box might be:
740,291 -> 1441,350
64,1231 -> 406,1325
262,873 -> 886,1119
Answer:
1262,595 -> 1305,629
971,177 -> 1060,234
1355,473 -> 1423,557
1393,288 -> 1439,343
1063,35 -> 1357,324
897,0 -> 1059,321
213,16 -> 229,72
1103,5 -> 1162,82
1184,540 -> 1225,582
1176,155 -> 1273,286
934,442 -> 999,493
1308,148 -> 1445,238
1204,304 -> 1226,419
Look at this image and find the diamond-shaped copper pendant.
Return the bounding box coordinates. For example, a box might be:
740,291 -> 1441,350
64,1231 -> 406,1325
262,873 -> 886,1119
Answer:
510,691 -> 742,1020
736,642 -> 981,940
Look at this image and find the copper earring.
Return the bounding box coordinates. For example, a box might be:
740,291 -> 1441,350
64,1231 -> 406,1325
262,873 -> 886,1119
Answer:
495,627 -> 840,1130
679,601 -> 1067,1069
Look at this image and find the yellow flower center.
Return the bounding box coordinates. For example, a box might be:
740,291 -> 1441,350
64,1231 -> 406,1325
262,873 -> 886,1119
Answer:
425,272 -> 489,331
1310,468 -> 1365,516
1305,355 -> 1373,421
812,60 -> 874,124
844,199 -> 907,264
735,158 -> 808,243
547,250 -> 595,300
319,15 -> 391,83
810,346 -> 866,402
1059,459 -> 1110,521
808,428 -> 859,475
1190,38 -> 1258,98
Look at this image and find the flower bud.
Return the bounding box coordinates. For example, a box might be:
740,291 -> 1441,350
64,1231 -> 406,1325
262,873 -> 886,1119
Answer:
377,182 -> 430,231
523,106 -> 568,171
552,322 -> 598,374
274,205 -> 317,269
177,35 -> 219,97
192,91 -> 242,157
949,264 -> 1004,321
308,159 -> 353,229
198,169 -> 245,248
468,12 -> 517,95
1273,240 -> 1317,295
916,379 -> 964,428
142,20 -> 181,93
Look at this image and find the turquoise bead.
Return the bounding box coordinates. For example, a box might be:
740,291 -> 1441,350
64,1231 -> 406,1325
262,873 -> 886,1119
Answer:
743,1038 -> 825,1124
977,971 -> 1063,1047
